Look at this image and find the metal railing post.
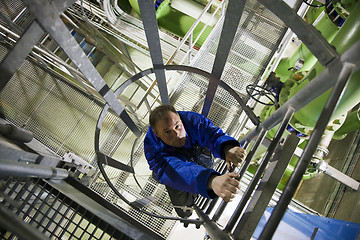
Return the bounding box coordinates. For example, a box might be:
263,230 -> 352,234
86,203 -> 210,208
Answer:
258,62 -> 354,240
225,107 -> 294,232
212,127 -> 267,222
232,133 -> 300,240
0,159 -> 69,180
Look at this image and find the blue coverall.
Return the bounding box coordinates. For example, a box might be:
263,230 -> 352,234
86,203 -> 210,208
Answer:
144,111 -> 240,199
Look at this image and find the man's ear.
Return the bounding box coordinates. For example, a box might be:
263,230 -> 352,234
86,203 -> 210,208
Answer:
153,129 -> 160,138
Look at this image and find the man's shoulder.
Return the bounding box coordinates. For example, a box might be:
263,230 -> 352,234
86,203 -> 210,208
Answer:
178,111 -> 204,121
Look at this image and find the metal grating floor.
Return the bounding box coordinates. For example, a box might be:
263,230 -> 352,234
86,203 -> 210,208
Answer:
0,177 -> 133,240
0,41 -> 175,239
0,0 -> 287,238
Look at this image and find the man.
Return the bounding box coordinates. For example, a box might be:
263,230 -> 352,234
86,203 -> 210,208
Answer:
144,105 -> 246,217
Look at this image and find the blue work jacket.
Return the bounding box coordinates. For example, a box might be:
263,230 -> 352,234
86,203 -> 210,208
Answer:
144,111 -> 240,198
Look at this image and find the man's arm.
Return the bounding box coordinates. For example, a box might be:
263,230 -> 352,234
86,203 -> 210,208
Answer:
144,127 -> 218,198
206,145 -> 245,202
183,112 -> 246,201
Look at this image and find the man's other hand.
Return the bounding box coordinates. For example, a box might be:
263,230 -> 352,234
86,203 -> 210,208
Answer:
209,172 -> 240,202
225,146 -> 246,170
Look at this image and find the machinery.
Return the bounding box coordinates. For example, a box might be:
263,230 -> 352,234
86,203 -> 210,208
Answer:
0,0 -> 359,239
250,0 -> 360,190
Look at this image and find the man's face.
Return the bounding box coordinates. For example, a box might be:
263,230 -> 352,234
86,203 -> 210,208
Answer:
153,111 -> 186,147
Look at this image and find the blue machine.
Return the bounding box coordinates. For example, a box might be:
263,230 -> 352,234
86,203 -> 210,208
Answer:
253,207 -> 360,240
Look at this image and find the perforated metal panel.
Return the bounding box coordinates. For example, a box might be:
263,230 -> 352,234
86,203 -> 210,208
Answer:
0,56 -> 101,160
171,0 -> 286,137
0,44 -> 176,239
0,177 -> 134,240
0,0 -> 287,238
0,0 -> 34,32
0,23 -> 174,240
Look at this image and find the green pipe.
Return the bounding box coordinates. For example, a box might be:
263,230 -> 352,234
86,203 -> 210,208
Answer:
247,139 -> 313,190
259,1 -> 360,186
128,0 -> 213,47
275,8 -> 339,82
255,1 -> 360,186
279,1 -> 360,134
156,6 -> 212,47
333,108 -> 360,139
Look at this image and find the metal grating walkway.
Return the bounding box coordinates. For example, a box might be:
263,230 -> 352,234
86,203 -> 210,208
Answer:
0,177 -> 140,240
1,0 -> 359,239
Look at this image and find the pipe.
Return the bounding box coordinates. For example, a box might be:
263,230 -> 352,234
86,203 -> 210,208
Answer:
258,62 -> 354,240
243,34 -> 360,144
313,130 -> 334,162
285,1 -> 360,130
275,6 -> 339,82
0,159 -> 69,180
334,107 -> 360,139
0,122 -> 33,143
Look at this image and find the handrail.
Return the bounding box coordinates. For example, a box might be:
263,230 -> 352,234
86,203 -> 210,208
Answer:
166,0 -> 222,65
177,0 -> 226,65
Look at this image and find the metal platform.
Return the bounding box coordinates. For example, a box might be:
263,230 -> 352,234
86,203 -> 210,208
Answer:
0,0 -> 359,239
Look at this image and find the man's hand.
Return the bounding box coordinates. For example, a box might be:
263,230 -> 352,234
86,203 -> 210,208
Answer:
224,146 -> 246,170
209,172 -> 240,202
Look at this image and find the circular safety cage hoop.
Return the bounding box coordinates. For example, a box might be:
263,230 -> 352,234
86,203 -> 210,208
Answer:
94,65 -> 252,221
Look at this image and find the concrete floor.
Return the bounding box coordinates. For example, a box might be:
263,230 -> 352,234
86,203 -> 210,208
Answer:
294,130 -> 360,224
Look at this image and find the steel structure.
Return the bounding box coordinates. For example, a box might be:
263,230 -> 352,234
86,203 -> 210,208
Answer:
0,0 -> 359,239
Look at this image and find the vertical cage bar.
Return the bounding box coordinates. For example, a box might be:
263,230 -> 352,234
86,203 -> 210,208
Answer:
0,21 -> 43,92
258,0 -> 338,66
258,62 -> 354,240
226,107 -> 294,232
138,0 -> 169,105
202,0 -> 246,116
232,133 -> 300,240
22,0 -> 141,137
212,127 -> 267,222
